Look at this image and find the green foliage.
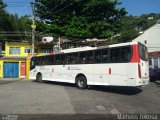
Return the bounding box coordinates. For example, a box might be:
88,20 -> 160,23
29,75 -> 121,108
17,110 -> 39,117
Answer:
116,29 -> 139,42
0,0 -> 6,10
0,0 -> 33,41
0,0 -> 160,44
18,15 -> 32,31
34,0 -> 127,39
114,13 -> 160,42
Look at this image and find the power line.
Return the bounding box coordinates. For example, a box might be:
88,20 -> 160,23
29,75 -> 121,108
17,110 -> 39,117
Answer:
39,0 -> 81,19
30,1 -> 58,19
0,34 -> 31,36
6,6 -> 31,7
5,2 -> 30,3
0,32 -> 32,36
0,31 -> 31,32
31,0 -> 53,11
5,1 -> 31,8
35,1 -> 70,17
5,1 -> 80,18
4,1 -> 31,5
51,3 -> 73,15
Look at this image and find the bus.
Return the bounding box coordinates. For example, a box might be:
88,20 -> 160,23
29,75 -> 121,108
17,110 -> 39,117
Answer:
30,41 -> 149,89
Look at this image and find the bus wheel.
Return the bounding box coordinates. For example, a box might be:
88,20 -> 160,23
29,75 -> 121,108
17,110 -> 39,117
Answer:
36,73 -> 43,83
76,76 -> 87,89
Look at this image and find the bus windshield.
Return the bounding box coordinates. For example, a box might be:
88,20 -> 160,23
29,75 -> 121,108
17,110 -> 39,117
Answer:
30,57 -> 36,70
138,43 -> 148,61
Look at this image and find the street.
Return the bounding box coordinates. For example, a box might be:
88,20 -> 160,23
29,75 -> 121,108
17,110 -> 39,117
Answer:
0,79 -> 160,114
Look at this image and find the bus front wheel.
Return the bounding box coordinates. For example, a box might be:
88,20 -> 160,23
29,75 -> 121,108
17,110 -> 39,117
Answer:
76,75 -> 87,89
36,73 -> 43,83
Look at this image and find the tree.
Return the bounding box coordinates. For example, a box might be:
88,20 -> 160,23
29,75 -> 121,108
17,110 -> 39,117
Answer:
0,0 -> 8,40
18,15 -> 32,31
0,0 -> 6,10
34,0 -> 127,39
0,0 -> 7,31
114,13 -> 160,42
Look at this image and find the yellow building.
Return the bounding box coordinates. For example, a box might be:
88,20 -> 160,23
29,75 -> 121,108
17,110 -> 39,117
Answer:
0,41 -> 54,78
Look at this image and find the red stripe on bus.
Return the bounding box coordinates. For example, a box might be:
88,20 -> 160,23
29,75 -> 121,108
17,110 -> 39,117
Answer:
138,63 -> 141,78
109,68 -> 111,75
130,44 -> 140,63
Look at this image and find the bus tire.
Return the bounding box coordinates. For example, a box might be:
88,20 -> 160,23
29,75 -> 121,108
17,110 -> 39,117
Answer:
36,73 -> 43,83
76,75 -> 87,89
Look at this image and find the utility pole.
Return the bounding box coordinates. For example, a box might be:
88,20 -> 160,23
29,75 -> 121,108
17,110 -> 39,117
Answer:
58,36 -> 61,52
31,2 -> 36,56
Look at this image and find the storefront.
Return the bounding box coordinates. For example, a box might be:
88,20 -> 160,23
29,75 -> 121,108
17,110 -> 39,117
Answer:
0,57 -> 29,78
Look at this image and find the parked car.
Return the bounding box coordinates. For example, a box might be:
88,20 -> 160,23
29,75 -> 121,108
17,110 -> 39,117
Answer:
149,68 -> 160,81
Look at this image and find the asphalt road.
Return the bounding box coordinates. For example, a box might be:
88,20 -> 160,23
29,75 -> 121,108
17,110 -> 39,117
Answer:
0,79 -> 159,114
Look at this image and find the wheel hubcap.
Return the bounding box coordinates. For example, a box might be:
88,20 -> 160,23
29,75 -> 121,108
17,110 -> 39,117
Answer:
78,80 -> 84,87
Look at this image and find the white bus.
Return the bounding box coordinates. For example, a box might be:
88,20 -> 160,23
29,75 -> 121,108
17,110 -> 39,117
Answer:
30,41 -> 149,89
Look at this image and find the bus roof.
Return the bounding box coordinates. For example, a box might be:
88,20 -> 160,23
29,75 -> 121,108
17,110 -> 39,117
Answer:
60,46 -> 97,53
60,41 -> 138,53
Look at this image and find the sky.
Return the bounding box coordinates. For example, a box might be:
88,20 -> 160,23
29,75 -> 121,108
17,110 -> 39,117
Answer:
119,0 -> 160,16
3,0 -> 160,17
3,0 -> 34,16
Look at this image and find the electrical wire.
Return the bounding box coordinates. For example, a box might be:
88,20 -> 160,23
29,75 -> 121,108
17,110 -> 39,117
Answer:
36,0 -> 82,19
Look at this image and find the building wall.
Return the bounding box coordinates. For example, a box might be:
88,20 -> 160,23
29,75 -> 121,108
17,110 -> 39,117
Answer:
0,44 -> 2,55
0,60 -> 28,78
5,42 -> 32,57
26,59 -> 31,78
0,61 -> 3,78
36,46 -> 54,56
5,42 -> 54,56
133,24 -> 160,52
1,41 -> 54,78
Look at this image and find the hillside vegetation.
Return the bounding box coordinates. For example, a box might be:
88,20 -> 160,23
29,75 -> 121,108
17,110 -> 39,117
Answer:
0,0 -> 160,43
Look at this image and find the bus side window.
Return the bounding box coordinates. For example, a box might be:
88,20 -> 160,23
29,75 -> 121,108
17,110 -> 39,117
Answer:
66,53 -> 78,64
72,53 -> 78,64
55,55 -> 60,65
60,54 -> 65,64
86,51 -> 94,64
102,49 -> 109,63
42,57 -> 47,65
48,55 -> 54,65
95,50 -> 101,63
37,57 -> 42,65
79,52 -> 87,64
110,48 -> 120,63
121,46 -> 132,62
66,54 -> 71,64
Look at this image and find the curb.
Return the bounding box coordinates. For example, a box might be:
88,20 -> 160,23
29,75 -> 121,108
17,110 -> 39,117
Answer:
0,78 -> 33,81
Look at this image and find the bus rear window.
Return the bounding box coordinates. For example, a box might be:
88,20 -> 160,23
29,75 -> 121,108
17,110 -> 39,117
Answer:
138,43 -> 148,61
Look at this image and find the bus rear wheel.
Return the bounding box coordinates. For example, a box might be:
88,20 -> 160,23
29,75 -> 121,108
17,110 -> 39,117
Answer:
36,73 -> 43,83
76,76 -> 87,89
